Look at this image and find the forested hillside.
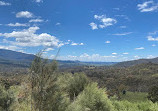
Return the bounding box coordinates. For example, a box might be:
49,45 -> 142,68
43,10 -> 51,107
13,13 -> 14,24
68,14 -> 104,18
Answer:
114,58 -> 158,67
64,62 -> 158,92
0,55 -> 158,111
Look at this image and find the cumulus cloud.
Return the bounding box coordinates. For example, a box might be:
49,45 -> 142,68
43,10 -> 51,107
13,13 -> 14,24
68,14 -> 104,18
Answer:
134,55 -> 140,59
123,52 -> 129,55
152,44 -> 156,47
29,19 -> 44,23
0,45 -> 20,51
45,48 -> 54,51
0,26 -> 64,48
89,22 -> 98,30
90,15 -> 117,30
149,31 -> 158,35
56,23 -> 61,26
7,23 -> 29,27
147,36 -> 158,41
71,42 -> 84,46
0,1 -> 11,6
147,55 -> 155,59
112,32 -> 132,36
35,0 -> 43,3
112,53 -> 117,55
71,43 -> 78,46
137,1 -> 158,12
95,15 -> 117,28
16,11 -> 34,18
105,41 -> 110,44
51,53 -> 118,62
80,43 -> 84,45
135,47 -> 145,50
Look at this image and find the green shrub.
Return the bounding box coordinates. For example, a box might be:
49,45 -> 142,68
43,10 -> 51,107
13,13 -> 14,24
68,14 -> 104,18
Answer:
113,100 -> 158,111
66,83 -> 115,111
148,86 -> 158,103
30,53 -> 70,111
57,73 -> 90,100
0,84 -> 13,111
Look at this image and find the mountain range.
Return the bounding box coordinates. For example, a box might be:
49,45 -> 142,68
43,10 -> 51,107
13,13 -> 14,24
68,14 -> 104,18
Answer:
0,49 -> 158,68
0,49 -> 117,67
114,57 -> 158,67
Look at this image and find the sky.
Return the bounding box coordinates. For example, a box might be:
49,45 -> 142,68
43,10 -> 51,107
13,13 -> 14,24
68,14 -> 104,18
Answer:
0,0 -> 158,62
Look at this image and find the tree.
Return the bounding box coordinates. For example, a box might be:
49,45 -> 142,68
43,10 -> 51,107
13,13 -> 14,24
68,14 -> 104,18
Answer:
30,53 -> 69,111
66,83 -> 115,111
148,86 -> 158,103
57,73 -> 90,100
0,84 -> 13,111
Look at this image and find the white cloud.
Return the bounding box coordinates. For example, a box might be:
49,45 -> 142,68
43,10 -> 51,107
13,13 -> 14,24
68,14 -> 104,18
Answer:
149,31 -> 158,35
152,44 -> 156,47
35,0 -> 43,3
71,43 -> 78,46
71,42 -> 84,46
7,23 -> 29,27
112,53 -> 117,55
105,41 -> 110,44
137,1 -> 158,12
16,11 -> 34,18
52,53 -> 118,62
45,48 -> 54,51
0,26 -> 64,48
89,22 -> 98,30
147,36 -> 158,41
95,15 -> 117,29
59,40 -> 84,46
90,15 -> 117,30
134,55 -> 140,59
80,43 -> 84,45
123,52 -> 129,55
17,50 -> 25,53
50,53 -> 155,62
147,55 -> 155,59
112,32 -> 132,36
135,47 -> 145,50
56,23 -> 61,26
0,1 -> 11,6
29,19 -> 44,22
0,45 -> 20,51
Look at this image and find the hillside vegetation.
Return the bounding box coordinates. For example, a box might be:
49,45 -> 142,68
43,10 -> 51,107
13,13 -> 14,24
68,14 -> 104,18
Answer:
0,54 -> 158,111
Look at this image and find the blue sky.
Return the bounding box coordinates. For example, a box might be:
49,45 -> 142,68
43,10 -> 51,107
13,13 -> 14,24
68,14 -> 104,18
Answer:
0,0 -> 158,62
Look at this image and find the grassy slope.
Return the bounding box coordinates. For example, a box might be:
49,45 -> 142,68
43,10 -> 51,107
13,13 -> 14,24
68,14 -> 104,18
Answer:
120,92 -> 148,102
112,92 -> 158,111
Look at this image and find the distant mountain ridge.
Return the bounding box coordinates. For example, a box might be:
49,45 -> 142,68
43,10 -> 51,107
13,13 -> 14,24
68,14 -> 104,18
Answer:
1,49 -> 157,68
0,49 -> 35,61
114,57 -> 158,67
0,49 -> 117,67
0,49 -> 35,67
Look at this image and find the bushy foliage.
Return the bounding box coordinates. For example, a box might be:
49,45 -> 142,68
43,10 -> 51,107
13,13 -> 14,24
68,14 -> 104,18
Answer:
113,100 -> 158,111
30,53 -> 70,111
1,53 -> 158,111
148,86 -> 158,103
66,83 -> 115,111
57,73 -> 90,100
0,84 -> 13,111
